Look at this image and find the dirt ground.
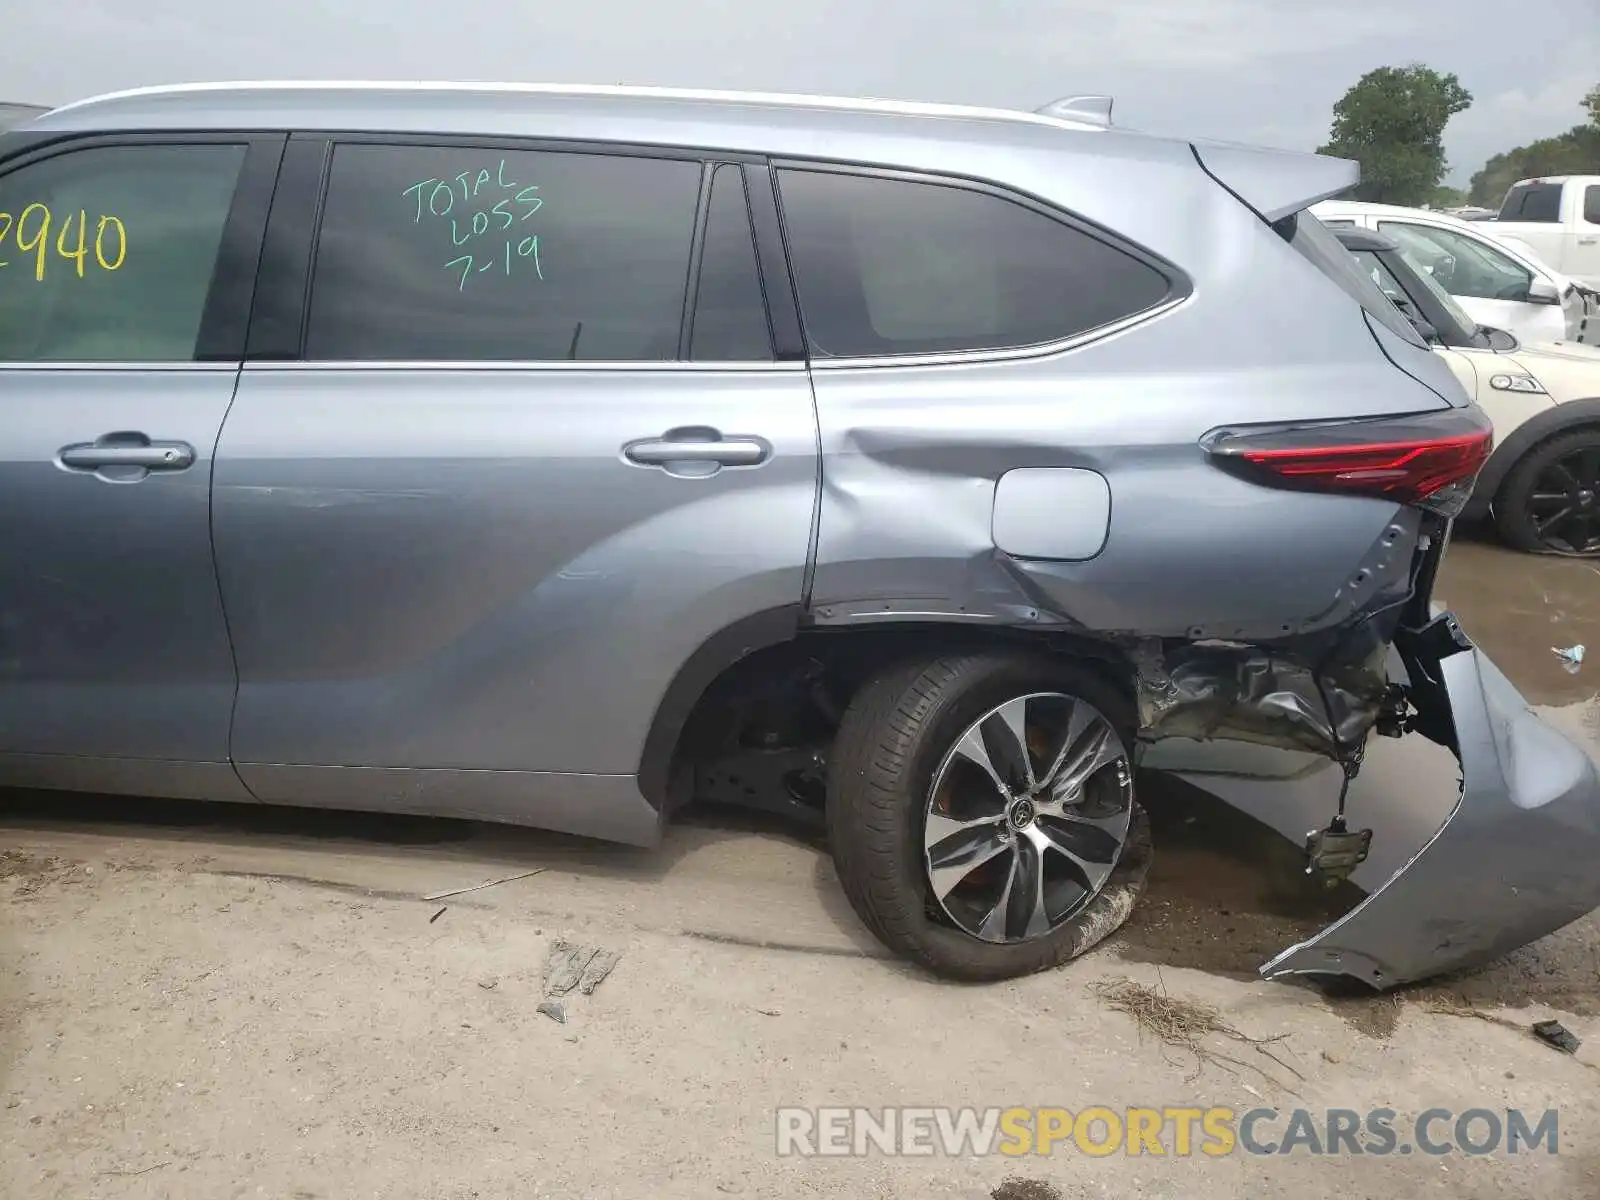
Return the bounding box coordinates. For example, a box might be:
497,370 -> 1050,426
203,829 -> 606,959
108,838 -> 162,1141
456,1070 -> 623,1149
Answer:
3,532 -> 1599,1199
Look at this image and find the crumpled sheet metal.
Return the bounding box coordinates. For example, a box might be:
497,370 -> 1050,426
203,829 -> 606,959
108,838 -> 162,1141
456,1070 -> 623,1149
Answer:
1129,638 -> 1386,759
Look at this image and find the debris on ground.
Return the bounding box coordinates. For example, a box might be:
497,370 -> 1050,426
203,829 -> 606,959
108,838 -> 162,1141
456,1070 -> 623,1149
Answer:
991,1179 -> 1064,1200
1090,976 -> 1303,1091
543,940 -> 621,998
1532,1019 -> 1581,1054
428,906 -> 447,924
1552,644 -> 1585,674
0,850 -> 96,897
420,867 -> 547,902
536,1000 -> 566,1024
96,1161 -> 172,1179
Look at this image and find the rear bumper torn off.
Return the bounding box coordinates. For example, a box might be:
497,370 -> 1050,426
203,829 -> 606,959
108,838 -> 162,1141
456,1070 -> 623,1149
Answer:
1260,611 -> 1600,990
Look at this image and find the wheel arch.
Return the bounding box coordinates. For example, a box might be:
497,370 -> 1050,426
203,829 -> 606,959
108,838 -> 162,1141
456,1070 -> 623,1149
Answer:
1465,396 -> 1600,520
635,612 -> 1140,812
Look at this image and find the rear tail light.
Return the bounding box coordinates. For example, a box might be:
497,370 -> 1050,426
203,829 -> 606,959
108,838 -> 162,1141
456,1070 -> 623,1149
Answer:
1201,407 -> 1494,517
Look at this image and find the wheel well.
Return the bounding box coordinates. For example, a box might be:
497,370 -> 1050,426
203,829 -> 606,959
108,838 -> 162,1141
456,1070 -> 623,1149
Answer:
649,621 -> 1138,815
1481,408 -> 1600,515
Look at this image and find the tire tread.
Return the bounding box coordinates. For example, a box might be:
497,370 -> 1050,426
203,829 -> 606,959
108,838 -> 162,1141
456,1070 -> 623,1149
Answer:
826,653 -> 1151,983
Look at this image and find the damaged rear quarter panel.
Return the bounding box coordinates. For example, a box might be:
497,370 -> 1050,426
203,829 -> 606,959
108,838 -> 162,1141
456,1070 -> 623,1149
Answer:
802,147 -> 1448,649
805,341 -> 1435,647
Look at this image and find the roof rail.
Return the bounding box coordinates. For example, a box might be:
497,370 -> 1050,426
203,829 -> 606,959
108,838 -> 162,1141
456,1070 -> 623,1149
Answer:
1035,95 -> 1113,127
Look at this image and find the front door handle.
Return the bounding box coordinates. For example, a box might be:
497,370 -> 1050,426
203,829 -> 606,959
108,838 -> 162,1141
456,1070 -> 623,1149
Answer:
623,427 -> 772,474
59,432 -> 196,474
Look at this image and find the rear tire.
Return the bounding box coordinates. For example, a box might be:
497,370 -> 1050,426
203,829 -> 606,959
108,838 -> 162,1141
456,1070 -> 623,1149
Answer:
1493,427 -> 1600,556
826,653 -> 1151,983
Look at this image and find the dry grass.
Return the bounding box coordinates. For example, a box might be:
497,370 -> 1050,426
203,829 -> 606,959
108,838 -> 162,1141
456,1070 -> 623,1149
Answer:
1090,974 -> 1305,1092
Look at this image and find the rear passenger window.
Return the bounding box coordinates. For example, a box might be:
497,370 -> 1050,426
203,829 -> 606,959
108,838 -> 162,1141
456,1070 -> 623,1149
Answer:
1500,182 -> 1563,223
690,165 -> 772,361
0,143 -> 246,362
775,168 -> 1172,358
1584,185 -> 1600,226
305,144 -> 701,361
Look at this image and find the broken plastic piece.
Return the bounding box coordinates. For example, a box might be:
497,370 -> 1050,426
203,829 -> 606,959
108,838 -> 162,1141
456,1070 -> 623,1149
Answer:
1262,618 -> 1600,991
1531,1019 -> 1580,1054
543,939 -> 621,998
536,1000 -> 566,1024
578,949 -> 621,995
1552,644 -> 1585,674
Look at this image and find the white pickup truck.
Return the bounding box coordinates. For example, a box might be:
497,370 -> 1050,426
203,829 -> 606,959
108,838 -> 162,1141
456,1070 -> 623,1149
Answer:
1487,176 -> 1600,288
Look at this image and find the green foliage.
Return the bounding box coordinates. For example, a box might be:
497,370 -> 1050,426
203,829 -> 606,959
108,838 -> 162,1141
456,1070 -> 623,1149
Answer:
1428,185 -> 1468,208
1585,82 -> 1599,128
1318,64 -> 1472,205
1467,124 -> 1600,207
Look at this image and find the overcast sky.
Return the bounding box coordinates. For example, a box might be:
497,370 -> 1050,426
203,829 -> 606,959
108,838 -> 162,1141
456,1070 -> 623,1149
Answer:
4,0 -> 1596,186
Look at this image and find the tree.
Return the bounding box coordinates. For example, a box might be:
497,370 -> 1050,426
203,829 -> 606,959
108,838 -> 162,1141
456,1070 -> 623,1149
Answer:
1318,65 -> 1473,205
1466,84 -> 1600,207
1468,124 -> 1600,206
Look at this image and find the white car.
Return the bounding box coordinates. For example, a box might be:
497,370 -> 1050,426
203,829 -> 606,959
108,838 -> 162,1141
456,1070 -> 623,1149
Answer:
1490,175 -> 1600,288
1334,224 -> 1600,556
1314,199 -> 1596,347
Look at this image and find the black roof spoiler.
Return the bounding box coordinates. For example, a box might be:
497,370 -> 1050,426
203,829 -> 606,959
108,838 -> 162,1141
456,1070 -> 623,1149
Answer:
1331,225 -> 1400,252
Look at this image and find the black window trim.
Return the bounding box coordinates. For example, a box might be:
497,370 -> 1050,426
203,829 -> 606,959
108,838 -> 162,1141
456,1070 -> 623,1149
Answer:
743,163 -> 807,362
767,156 -> 1193,370
681,161 -> 783,363
678,162 -> 717,361
0,129 -> 287,366
247,130 -> 798,370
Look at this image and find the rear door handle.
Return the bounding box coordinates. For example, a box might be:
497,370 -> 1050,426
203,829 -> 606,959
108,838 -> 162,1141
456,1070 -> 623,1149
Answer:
623,427 -> 771,473
59,433 -> 196,472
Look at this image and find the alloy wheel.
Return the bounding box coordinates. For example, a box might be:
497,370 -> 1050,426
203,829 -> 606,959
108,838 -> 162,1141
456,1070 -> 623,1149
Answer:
1526,448 -> 1600,555
923,692 -> 1134,944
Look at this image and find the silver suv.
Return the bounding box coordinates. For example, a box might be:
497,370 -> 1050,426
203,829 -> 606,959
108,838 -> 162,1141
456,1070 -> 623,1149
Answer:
3,82 -> 1597,991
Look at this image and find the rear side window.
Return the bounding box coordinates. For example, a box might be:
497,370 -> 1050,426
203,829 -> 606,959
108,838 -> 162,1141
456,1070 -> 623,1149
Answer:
1584,185 -> 1600,226
775,168 -> 1172,358
305,144 -> 702,361
1376,221 -> 1532,302
0,143 -> 246,361
1274,210 -> 1428,349
1498,182 -> 1563,223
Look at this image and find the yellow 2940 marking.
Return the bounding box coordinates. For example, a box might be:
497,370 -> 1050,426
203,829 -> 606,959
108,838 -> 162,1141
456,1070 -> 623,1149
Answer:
0,204 -> 126,280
